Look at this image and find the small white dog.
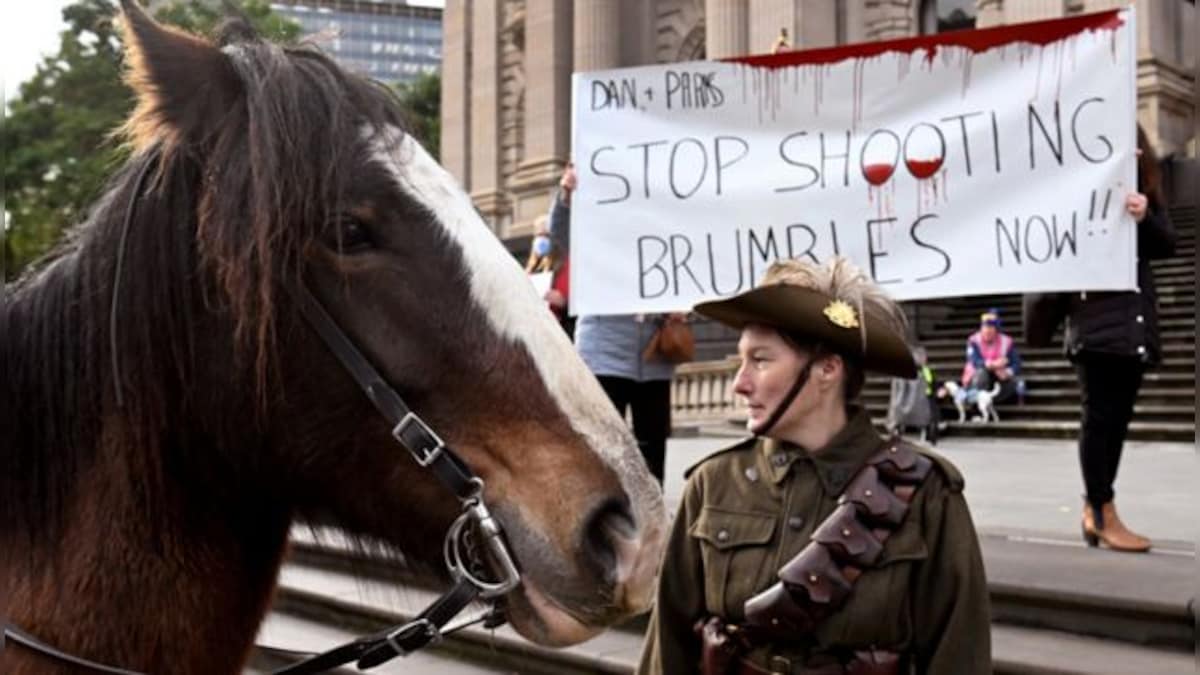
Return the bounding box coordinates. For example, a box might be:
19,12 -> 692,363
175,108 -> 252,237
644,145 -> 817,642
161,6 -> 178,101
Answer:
943,382 -> 1002,423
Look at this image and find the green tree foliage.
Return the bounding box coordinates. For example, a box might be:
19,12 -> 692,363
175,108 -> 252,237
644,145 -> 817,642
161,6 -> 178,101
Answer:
394,71 -> 440,160
3,1 -> 299,281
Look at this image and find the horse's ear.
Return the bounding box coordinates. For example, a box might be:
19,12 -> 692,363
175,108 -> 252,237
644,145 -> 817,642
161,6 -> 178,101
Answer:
118,0 -> 241,150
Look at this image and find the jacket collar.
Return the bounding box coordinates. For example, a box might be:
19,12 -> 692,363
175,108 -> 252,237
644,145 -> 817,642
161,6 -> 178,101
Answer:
760,406 -> 885,493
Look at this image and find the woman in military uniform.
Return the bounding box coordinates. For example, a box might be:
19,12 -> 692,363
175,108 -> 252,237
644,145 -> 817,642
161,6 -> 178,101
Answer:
638,257 -> 991,675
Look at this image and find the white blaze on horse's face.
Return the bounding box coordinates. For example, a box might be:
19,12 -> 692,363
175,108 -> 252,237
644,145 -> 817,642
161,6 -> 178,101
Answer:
367,125 -> 666,640
367,126 -> 633,462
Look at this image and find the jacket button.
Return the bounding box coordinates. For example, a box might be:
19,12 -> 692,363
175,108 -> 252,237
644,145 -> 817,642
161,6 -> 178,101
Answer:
787,516 -> 805,530
744,467 -> 759,482
1136,315 -> 1144,323
717,529 -> 730,542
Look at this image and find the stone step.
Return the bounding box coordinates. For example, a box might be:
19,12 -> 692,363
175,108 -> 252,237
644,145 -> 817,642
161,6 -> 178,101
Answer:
871,419 -> 1196,442
932,284 -> 1196,311
862,402 -> 1194,423
929,314 -> 1195,332
915,344 -> 1195,362
272,532 -> 1196,675
938,305 -> 1197,321
910,357 -> 1195,375
990,624 -> 1193,675
918,328 -> 1195,344
866,371 -> 1195,386
916,331 -> 1195,349
859,386 -> 1195,404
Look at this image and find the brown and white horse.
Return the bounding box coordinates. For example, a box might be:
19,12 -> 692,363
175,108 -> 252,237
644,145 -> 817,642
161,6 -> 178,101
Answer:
0,3 -> 666,672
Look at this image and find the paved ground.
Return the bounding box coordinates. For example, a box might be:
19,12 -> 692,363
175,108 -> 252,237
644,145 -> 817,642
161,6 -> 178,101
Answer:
663,434 -> 1198,548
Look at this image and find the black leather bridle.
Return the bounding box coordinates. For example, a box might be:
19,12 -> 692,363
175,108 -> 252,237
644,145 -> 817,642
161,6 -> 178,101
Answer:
4,150 -> 522,674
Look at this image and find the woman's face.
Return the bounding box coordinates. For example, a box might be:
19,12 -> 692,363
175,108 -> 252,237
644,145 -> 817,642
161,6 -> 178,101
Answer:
732,324 -> 810,433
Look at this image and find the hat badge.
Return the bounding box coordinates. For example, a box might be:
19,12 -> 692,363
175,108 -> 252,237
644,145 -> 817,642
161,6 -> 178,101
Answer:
823,299 -> 859,329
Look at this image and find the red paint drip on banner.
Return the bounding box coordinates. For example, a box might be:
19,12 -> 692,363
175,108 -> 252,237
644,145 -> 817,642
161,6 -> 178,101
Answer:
863,164 -> 894,186
726,10 -> 1123,68
906,158 -> 943,179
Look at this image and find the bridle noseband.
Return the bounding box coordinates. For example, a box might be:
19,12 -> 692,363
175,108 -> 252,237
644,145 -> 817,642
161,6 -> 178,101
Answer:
6,150 -> 522,674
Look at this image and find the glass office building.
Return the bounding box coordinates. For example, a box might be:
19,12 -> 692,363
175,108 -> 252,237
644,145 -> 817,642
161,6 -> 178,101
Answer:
270,1 -> 441,85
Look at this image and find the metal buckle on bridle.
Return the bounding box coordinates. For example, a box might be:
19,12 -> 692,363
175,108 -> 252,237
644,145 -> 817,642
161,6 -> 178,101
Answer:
384,618 -> 440,657
444,484 -> 521,598
393,412 -> 444,467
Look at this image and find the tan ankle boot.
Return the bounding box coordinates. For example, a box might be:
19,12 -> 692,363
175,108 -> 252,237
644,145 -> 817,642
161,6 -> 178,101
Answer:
1081,501 -> 1151,552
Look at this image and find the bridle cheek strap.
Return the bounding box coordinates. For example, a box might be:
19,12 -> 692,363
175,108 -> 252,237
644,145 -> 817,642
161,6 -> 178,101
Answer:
269,284 -> 522,674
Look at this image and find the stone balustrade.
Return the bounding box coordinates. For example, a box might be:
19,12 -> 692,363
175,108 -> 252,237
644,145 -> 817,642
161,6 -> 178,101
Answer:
670,357 -> 742,425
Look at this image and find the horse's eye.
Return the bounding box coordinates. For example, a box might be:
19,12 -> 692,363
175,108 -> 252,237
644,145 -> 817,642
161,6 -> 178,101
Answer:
328,216 -> 374,254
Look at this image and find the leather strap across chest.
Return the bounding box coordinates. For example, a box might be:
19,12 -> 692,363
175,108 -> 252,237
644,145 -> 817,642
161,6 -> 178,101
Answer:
742,437 -> 933,638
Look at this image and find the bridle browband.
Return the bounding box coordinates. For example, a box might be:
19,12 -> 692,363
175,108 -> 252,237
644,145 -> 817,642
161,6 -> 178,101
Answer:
6,149 -> 523,674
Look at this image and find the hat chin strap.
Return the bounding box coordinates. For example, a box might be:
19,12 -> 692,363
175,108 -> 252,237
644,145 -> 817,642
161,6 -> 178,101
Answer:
751,350 -> 819,437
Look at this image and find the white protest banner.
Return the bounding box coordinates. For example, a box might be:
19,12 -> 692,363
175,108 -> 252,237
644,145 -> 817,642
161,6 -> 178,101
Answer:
569,10 -> 1137,316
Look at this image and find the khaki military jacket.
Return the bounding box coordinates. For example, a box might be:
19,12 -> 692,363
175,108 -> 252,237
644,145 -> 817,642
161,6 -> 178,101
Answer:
638,408 -> 991,674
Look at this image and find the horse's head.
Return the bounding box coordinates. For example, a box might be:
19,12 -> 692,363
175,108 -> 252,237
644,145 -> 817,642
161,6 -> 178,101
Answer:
117,2 -> 666,646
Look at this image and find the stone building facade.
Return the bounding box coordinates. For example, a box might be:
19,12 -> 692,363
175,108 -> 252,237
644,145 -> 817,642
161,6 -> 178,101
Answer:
440,0 -> 1196,244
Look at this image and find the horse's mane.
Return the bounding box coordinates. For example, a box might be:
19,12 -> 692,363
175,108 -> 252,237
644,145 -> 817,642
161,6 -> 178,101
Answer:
2,18 -> 409,547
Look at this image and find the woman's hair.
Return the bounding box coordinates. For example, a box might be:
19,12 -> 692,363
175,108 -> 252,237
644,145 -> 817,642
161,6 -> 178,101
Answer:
1136,124 -> 1162,209
760,256 -> 910,402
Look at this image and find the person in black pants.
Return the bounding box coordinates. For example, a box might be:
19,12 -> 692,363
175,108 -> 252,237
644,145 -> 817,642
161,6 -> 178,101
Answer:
596,376 -> 672,483
1025,125 -> 1176,552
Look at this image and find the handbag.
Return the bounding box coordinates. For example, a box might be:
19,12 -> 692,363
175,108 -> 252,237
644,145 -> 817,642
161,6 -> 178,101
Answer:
643,315 -> 695,364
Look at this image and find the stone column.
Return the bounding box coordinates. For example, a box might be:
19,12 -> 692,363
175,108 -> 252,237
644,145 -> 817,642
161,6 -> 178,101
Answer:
574,0 -> 622,71
510,0 -> 574,237
1003,0 -> 1062,23
621,0 -> 656,66
469,0 -> 503,228
705,0 -> 749,58
1132,0 -> 1194,155
864,0 -> 916,40
976,0 -> 1004,29
842,0 -> 867,44
440,0 -> 470,188
798,0 -> 839,49
749,0 -> 798,53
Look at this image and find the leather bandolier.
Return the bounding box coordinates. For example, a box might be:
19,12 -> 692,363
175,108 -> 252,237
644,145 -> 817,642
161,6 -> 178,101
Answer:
695,438 -> 934,675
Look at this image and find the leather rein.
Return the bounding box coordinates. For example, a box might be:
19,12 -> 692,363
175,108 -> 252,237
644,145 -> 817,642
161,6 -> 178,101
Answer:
4,150 -> 523,674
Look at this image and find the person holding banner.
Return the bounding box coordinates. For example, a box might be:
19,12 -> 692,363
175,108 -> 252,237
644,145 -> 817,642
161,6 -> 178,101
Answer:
1024,126 -> 1177,553
525,214 -> 574,337
548,163 -> 677,483
639,257 -> 990,675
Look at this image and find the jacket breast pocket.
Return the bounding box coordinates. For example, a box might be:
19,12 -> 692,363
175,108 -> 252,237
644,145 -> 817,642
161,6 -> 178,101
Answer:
689,507 -> 777,618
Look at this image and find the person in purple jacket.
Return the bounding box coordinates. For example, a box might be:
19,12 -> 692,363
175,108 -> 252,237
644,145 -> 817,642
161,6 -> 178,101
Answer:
960,308 -> 1022,404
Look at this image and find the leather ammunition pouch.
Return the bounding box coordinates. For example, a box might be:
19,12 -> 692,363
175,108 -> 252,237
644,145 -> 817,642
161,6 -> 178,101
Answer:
742,438 -> 931,639
695,616 -> 747,675
697,439 -> 930,674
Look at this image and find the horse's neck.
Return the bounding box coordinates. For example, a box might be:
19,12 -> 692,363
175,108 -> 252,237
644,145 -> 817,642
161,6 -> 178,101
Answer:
2,437 -> 293,675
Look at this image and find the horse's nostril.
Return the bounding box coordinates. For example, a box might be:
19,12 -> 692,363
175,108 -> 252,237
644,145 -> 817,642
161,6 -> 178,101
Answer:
581,499 -> 637,585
